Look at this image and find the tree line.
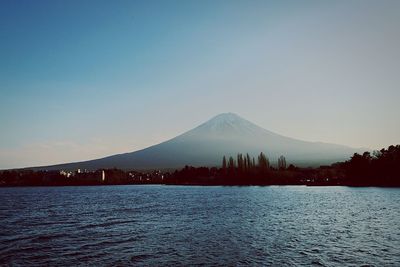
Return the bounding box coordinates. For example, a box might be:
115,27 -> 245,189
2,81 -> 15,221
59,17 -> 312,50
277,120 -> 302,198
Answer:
342,145 -> 400,186
168,153 -> 303,185
167,145 -> 400,186
1,145 -> 399,187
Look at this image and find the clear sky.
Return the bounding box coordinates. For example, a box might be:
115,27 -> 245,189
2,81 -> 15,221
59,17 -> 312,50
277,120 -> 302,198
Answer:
1,0 -> 399,169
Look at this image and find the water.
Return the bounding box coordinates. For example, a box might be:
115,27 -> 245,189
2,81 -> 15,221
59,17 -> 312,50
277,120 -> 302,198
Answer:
0,186 -> 399,266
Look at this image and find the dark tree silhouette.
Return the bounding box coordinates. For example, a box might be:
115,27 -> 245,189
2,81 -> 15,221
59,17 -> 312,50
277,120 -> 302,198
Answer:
237,154 -> 244,172
344,145 -> 400,186
278,155 -> 287,170
258,152 -> 270,171
222,156 -> 227,174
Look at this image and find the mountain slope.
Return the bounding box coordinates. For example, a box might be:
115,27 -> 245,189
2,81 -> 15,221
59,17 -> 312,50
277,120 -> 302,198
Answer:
34,113 -> 363,170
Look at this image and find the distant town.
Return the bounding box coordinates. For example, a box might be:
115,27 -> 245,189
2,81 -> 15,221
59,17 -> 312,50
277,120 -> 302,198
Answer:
0,168 -> 168,186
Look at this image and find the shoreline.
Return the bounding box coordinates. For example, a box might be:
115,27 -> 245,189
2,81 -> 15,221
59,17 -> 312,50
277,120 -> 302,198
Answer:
1,183 -> 399,188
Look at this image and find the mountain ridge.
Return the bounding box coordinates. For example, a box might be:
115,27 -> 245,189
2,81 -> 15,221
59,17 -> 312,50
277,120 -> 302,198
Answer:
29,113 -> 365,171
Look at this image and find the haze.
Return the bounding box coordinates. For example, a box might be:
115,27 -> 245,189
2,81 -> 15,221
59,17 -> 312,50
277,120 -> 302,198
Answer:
1,0 -> 399,169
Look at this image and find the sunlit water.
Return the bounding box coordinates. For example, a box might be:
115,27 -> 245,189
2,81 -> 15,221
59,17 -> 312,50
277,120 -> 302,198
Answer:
0,185 -> 399,266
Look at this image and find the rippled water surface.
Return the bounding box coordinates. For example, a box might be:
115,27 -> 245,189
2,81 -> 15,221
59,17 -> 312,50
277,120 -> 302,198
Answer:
0,186 -> 399,266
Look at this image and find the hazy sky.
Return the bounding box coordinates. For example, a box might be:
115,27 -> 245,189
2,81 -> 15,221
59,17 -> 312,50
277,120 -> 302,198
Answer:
1,0 -> 399,169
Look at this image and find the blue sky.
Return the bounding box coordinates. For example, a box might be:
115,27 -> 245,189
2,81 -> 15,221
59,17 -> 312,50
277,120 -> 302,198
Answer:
1,0 -> 399,169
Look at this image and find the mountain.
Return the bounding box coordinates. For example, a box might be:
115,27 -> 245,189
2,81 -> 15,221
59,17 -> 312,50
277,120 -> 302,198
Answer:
34,113 -> 363,170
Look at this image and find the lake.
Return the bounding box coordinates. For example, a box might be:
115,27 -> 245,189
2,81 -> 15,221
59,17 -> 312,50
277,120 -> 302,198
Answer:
0,185 -> 399,266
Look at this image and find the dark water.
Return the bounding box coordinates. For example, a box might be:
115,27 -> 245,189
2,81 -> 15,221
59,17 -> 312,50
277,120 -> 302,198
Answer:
0,186 -> 399,266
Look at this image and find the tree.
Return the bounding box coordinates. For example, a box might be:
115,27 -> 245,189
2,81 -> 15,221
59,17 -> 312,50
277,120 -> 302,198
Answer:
228,156 -> 235,170
278,155 -> 286,170
258,152 -> 270,171
237,154 -> 244,172
222,156 -> 227,168
246,154 -> 252,169
222,156 -> 227,174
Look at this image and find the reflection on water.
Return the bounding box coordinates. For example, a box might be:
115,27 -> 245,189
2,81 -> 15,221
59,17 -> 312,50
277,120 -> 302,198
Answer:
0,185 -> 399,266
